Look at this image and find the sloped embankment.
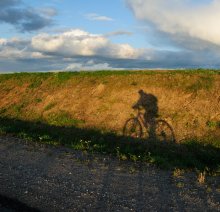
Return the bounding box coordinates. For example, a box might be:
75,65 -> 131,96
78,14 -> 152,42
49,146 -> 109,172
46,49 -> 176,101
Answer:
0,71 -> 219,142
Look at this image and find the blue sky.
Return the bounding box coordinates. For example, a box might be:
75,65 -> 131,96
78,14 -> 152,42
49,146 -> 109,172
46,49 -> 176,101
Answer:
0,0 -> 220,72
1,0 -> 146,47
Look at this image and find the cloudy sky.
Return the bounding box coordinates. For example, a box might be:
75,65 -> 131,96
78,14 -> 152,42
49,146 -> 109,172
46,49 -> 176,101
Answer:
1,0 -> 220,72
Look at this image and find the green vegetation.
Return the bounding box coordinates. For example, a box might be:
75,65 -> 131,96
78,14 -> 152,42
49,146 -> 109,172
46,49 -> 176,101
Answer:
0,117 -> 219,174
0,70 -> 219,92
50,72 -> 77,86
0,69 -> 219,81
11,104 -> 26,117
0,108 -> 7,115
12,104 -> 23,114
206,121 -> 220,129
28,79 -> 42,89
47,111 -> 85,126
54,71 -> 75,82
0,70 -> 219,174
44,102 -> 57,111
186,75 -> 214,92
35,98 -> 42,103
0,72 -> 50,84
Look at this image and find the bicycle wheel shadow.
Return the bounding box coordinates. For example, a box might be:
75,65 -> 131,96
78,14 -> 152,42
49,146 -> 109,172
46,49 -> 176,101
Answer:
123,89 -> 176,143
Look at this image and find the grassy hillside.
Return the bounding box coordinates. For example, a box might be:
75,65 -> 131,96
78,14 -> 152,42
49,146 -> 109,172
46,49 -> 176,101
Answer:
0,70 -> 219,141
0,70 -> 219,170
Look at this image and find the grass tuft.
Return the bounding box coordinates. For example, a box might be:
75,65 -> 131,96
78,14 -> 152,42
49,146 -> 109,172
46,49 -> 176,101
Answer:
44,102 -> 56,111
186,75 -> 214,92
47,112 -> 85,126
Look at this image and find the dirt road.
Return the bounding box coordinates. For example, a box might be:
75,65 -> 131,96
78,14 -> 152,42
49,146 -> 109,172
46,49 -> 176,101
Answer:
0,136 -> 219,211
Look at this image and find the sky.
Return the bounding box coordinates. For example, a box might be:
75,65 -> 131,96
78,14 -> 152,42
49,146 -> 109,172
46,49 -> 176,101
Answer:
0,0 -> 220,72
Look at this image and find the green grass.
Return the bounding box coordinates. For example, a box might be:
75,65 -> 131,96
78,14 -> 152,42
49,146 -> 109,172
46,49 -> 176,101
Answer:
0,70 -> 219,93
35,98 -> 42,103
0,108 -> 7,115
186,75 -> 214,92
0,72 -> 50,84
47,111 -> 85,126
0,70 -> 220,173
44,102 -> 56,111
0,117 -> 219,174
0,69 -> 219,83
28,79 -> 43,89
206,121 -> 220,129
11,104 -> 26,117
50,72 -> 77,86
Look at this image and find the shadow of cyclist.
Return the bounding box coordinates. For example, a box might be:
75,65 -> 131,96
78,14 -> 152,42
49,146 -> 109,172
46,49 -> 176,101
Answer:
132,90 -> 158,140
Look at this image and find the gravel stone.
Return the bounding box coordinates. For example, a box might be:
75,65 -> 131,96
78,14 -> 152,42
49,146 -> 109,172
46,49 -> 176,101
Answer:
0,135 -> 220,211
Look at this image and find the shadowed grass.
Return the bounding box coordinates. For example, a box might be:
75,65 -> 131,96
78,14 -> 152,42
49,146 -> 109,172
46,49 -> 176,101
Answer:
0,117 -> 219,173
0,70 -> 219,173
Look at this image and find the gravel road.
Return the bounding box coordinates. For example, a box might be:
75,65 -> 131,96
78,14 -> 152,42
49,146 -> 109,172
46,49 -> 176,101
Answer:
0,136 -> 220,211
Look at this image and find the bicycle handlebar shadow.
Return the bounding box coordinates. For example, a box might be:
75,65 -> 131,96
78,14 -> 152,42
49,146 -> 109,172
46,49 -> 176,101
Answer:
123,90 -> 176,143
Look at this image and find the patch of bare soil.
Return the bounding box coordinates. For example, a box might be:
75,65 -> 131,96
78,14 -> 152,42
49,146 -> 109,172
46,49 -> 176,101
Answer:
0,136 -> 219,211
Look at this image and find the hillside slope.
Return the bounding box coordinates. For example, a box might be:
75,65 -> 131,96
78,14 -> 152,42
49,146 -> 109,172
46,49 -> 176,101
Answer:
0,71 -> 219,142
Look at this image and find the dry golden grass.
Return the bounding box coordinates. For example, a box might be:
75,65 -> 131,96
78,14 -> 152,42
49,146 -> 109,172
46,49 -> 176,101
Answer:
197,171 -> 206,184
173,168 -> 185,178
0,71 -> 219,142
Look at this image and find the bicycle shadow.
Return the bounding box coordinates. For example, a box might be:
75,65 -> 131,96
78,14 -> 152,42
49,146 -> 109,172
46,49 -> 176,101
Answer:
123,90 -> 176,143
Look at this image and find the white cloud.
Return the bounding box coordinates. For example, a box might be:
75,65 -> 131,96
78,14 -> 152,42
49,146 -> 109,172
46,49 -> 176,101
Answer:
31,29 -> 108,56
0,29 -> 153,62
31,29 -> 146,59
127,0 -> 220,48
65,60 -> 124,71
0,38 -> 7,45
0,38 -> 29,59
0,37 -> 51,59
2,27 -> 220,72
85,13 -> 114,21
31,52 -> 52,59
0,47 -> 29,59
